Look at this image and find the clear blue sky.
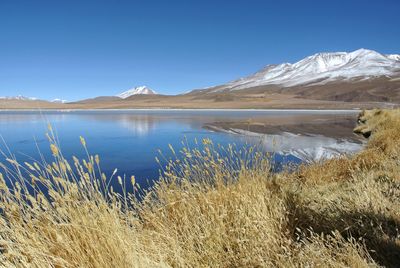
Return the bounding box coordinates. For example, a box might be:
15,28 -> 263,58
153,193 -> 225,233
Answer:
1,0 -> 399,101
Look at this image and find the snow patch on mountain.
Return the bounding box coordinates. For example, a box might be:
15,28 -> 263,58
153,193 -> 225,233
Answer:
207,49 -> 400,92
117,86 -> 157,99
387,54 -> 400,61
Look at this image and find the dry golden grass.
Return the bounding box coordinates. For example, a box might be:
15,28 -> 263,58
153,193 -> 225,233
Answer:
0,109 -> 399,267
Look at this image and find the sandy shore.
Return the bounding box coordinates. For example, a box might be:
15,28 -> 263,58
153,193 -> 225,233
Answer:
204,113 -> 363,142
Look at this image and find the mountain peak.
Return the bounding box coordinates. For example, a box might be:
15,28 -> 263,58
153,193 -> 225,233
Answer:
352,48 -> 376,54
117,86 -> 157,99
51,98 -> 68,104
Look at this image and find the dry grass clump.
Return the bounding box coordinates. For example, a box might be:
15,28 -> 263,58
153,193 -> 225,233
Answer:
0,109 -> 399,267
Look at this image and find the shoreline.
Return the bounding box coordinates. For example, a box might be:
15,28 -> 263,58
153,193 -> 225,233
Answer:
0,108 -> 362,112
205,113 -> 361,140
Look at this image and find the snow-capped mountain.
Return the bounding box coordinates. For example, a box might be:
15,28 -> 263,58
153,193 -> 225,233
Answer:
204,49 -> 400,93
51,98 -> 68,104
117,86 -> 157,99
0,95 -> 68,103
0,95 -> 38,101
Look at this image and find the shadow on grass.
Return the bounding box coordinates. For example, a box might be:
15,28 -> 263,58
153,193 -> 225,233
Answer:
286,193 -> 400,267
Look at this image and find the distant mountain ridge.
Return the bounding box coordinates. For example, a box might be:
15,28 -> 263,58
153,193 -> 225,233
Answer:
198,49 -> 400,93
0,95 -> 38,101
0,95 -> 68,103
2,48 -> 400,108
117,86 -> 157,99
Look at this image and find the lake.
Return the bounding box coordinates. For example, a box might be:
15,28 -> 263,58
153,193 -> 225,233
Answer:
0,109 -> 361,188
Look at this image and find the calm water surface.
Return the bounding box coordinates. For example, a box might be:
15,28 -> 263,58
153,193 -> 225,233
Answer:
0,110 -> 358,188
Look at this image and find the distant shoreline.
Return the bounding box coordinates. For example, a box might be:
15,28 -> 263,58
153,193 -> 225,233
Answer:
0,108 -> 362,112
